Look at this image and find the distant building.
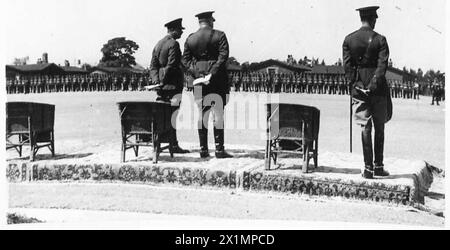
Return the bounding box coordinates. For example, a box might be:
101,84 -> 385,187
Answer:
307,65 -> 415,82
308,65 -> 345,77
248,59 -> 311,74
90,66 -> 145,75
61,66 -> 89,75
385,66 -> 415,82
226,64 -> 242,73
5,63 -> 65,78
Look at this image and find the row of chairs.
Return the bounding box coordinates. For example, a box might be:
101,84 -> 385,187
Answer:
6,102 -> 320,172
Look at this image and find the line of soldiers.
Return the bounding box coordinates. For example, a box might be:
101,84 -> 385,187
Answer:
6,73 -> 445,100
6,74 -> 150,94
226,72 -> 351,95
388,80 -> 421,99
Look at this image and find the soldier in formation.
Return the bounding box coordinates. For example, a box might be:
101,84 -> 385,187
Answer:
5,74 -> 154,94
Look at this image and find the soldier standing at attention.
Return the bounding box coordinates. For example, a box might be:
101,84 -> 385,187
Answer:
413,79 -> 420,100
431,79 -> 440,105
343,6 -> 392,179
183,11 -> 233,158
149,18 -> 190,154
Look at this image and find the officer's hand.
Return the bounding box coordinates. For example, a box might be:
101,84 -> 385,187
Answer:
162,84 -> 176,90
210,67 -> 218,76
368,76 -> 378,92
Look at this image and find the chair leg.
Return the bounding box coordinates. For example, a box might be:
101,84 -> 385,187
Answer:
51,131 -> 55,157
134,146 -> 139,157
30,134 -> 35,162
121,142 -> 126,163
265,140 -> 271,170
152,134 -> 159,164
302,143 -> 310,173
314,140 -> 318,169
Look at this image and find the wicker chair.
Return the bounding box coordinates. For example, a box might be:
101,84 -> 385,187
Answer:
265,103 -> 320,173
117,101 -> 174,163
6,102 -> 55,161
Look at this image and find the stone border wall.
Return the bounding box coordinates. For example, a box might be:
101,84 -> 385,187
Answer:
8,162 -> 423,206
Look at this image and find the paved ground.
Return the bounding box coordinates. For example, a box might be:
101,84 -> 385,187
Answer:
7,183 -> 444,228
6,91 -> 446,226
7,91 -> 445,168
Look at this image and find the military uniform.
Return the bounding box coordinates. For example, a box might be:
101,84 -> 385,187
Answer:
431,81 -> 440,105
150,18 -> 189,154
343,6 -> 392,178
182,11 -> 232,158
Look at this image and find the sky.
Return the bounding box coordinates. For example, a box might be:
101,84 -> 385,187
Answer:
2,0 -> 447,71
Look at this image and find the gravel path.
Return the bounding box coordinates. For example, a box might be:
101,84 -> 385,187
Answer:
8,183 -> 444,228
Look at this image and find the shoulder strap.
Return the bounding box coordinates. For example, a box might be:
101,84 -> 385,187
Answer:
205,30 -> 215,57
356,32 -> 376,81
362,32 -> 376,64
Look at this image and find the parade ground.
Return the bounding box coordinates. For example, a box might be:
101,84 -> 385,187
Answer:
6,91 -> 446,226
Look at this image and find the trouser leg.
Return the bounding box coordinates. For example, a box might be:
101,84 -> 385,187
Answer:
373,116 -> 385,166
361,120 -> 373,167
170,107 -> 179,147
198,105 -> 211,152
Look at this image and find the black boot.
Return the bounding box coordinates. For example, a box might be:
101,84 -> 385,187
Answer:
198,129 -> 210,158
362,165 -> 374,179
214,128 -> 233,159
374,165 -> 390,177
170,129 -> 190,154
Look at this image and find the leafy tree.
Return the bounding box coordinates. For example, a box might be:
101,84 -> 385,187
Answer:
321,59 -> 325,66
99,37 -> 139,68
417,68 -> 423,79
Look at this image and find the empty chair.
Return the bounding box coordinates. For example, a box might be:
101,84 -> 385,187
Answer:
6,102 -> 55,161
117,101 -> 174,163
265,103 -> 320,173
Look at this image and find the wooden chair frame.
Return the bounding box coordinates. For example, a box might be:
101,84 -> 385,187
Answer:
118,102 -> 173,164
6,103 -> 55,161
265,104 -> 319,173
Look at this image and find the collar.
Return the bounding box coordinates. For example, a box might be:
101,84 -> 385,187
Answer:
199,26 -> 212,31
359,26 -> 373,31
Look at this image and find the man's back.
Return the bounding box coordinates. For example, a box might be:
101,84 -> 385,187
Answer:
343,26 -> 389,95
150,35 -> 184,88
183,26 -> 229,95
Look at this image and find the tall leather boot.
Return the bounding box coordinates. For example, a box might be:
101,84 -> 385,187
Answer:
374,121 -> 389,177
170,128 -> 190,154
361,124 -> 374,179
198,128 -> 210,158
214,128 -> 233,159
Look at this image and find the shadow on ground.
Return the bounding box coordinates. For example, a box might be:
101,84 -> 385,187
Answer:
7,153 -> 93,161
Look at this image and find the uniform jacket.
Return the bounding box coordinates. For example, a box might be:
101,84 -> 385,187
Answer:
150,35 -> 184,90
343,26 -> 389,96
182,26 -> 230,96
343,26 -> 392,122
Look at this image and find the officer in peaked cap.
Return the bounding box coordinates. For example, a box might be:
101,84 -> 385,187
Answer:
150,17 -> 190,154
343,6 -> 393,179
182,11 -> 233,159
